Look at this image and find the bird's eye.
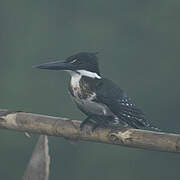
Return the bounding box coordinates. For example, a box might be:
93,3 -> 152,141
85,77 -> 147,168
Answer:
70,59 -> 77,64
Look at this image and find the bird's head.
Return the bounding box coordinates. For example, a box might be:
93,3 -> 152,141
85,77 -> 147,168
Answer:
35,52 -> 101,78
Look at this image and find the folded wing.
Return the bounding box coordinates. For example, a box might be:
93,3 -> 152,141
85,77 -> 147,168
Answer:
95,78 -> 155,129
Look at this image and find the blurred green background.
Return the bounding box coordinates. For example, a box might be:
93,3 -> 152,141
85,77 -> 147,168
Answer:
1,0 -> 180,179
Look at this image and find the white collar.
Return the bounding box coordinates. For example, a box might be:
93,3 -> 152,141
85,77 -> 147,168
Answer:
77,70 -> 101,79
66,70 -> 102,79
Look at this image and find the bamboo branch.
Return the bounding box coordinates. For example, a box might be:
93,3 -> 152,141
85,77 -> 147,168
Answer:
0,109 -> 180,153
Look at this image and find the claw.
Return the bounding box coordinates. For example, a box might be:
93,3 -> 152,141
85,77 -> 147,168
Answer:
80,116 -> 92,130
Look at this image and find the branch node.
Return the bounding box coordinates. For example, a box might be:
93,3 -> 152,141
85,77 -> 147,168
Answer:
109,127 -> 132,144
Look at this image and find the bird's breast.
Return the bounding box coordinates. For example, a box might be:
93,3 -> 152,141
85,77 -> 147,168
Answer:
68,75 -> 95,100
68,75 -> 115,116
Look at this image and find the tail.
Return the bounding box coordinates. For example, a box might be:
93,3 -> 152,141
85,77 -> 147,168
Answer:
130,119 -> 161,132
117,115 -> 161,132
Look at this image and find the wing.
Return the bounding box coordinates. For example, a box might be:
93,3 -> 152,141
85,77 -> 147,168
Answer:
95,78 -> 153,129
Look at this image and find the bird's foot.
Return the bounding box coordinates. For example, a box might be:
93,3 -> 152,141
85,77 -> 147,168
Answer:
80,116 -> 113,131
80,116 -> 105,131
80,122 -> 101,132
91,122 -> 111,131
80,121 -> 93,130
80,116 -> 93,130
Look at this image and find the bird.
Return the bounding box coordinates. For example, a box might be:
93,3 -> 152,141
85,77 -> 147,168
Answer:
35,52 -> 159,131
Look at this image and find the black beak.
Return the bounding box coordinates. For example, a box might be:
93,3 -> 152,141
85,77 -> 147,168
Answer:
34,60 -> 74,71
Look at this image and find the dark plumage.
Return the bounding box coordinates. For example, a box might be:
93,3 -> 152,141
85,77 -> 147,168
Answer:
36,52 -> 159,131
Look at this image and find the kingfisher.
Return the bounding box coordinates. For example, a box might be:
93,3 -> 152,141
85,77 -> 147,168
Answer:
35,52 -> 158,130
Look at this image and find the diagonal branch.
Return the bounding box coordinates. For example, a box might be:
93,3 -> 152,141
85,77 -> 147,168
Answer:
0,109 -> 180,153
23,135 -> 50,180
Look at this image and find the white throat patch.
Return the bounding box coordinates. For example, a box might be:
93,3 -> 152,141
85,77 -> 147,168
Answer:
70,73 -> 81,91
